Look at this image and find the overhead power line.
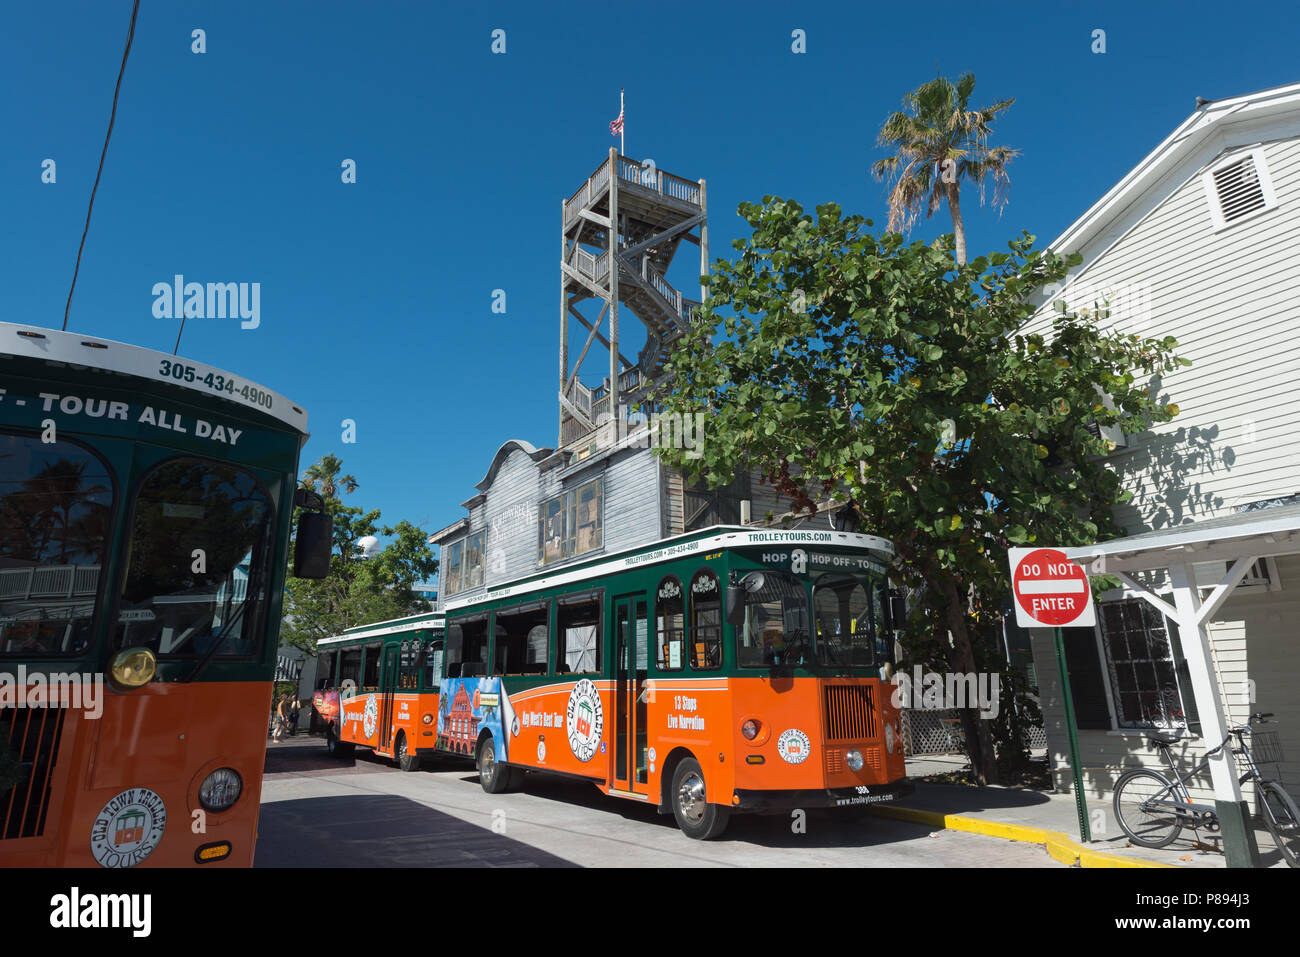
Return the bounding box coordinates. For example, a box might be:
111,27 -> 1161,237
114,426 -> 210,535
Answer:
63,0 -> 141,332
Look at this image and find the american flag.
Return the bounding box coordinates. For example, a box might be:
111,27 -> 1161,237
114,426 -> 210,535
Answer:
609,105 -> 624,138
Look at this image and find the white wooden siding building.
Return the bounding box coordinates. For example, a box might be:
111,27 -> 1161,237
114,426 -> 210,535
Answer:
1017,83 -> 1300,814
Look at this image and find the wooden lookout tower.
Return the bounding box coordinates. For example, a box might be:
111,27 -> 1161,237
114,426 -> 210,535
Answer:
559,148 -> 708,450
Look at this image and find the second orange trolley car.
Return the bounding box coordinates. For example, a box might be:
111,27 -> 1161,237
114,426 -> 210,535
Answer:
434,526 -> 912,839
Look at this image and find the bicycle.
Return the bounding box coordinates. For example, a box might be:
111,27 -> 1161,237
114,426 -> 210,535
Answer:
1113,712 -> 1299,868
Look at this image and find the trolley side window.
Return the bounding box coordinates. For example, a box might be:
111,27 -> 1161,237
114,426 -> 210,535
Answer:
424,639 -> 444,691
655,576 -> 685,671
493,601 -> 549,675
399,640 -> 421,690
361,643 -> 381,690
317,651 -> 336,689
556,593 -> 601,674
0,431 -> 114,656
338,648 -> 362,693
113,458 -> 273,658
689,570 -> 722,670
445,616 -> 489,677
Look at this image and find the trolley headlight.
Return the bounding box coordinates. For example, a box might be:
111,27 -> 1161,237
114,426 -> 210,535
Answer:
109,647 -> 156,689
198,768 -> 243,812
741,719 -> 761,740
845,749 -> 864,771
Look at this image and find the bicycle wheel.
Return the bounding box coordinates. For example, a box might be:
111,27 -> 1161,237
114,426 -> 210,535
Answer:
1114,769 -> 1184,848
1258,781 -> 1300,868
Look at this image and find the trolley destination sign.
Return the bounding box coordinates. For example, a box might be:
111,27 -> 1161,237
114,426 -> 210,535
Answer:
0,389 -> 247,447
1008,547 -> 1095,628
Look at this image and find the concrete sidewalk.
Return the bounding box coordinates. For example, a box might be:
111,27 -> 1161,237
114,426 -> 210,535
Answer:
875,754 -> 1290,868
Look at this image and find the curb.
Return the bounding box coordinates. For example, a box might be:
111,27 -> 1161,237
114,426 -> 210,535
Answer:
868,804 -> 1174,868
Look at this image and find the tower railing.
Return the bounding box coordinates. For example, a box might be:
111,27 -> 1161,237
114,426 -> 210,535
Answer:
564,154 -> 702,227
561,150 -> 707,450
570,247 -> 609,284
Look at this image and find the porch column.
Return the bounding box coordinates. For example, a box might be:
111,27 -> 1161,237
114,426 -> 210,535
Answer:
1167,562 -> 1261,867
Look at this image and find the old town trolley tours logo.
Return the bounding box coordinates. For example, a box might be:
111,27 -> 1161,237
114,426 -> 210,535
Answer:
90,787 -> 167,868
565,679 -> 604,763
363,694 -> 379,740
776,729 -> 812,765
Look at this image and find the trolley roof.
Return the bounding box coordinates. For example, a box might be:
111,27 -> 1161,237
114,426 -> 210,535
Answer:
0,321 -> 308,433
318,611 -> 446,647
443,525 -> 896,613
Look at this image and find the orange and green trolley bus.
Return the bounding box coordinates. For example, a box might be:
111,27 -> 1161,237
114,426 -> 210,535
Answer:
437,525 -> 913,839
0,320 -> 328,867
315,611 -> 444,771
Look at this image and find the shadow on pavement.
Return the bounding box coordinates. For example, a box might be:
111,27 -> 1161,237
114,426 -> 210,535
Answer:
896,781 -> 1054,815
467,770 -> 939,850
256,794 -> 578,867
263,739 -> 379,775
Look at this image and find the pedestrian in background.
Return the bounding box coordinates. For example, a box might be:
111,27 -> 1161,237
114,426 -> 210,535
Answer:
273,694 -> 290,742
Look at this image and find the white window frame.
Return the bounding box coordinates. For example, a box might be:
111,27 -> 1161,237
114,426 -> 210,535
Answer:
1096,594 -> 1197,731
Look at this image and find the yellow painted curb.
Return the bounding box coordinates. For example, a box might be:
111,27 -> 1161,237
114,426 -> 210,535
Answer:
869,804 -> 1174,868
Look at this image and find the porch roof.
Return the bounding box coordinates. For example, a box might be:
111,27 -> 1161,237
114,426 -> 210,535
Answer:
1058,503 -> 1300,573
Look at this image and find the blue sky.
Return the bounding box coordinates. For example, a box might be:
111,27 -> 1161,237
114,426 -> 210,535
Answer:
3,0 -> 1298,554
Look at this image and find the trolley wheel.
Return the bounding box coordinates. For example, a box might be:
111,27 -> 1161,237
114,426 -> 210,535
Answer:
326,724 -> 354,759
670,757 -> 730,840
1258,781 -> 1300,868
476,736 -> 518,794
1113,768 -> 1182,848
396,732 -> 421,772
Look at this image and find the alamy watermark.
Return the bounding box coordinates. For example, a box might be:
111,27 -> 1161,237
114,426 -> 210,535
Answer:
891,666 -> 1000,719
152,274 -> 260,329
595,404 -> 705,459
1042,277 -> 1153,336
0,666 -> 104,719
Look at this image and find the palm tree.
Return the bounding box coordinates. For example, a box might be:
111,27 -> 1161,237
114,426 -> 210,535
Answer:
302,454 -> 358,501
871,72 -> 1017,266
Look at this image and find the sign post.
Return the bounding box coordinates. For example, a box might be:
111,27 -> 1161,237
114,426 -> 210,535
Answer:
1008,547 -> 1095,844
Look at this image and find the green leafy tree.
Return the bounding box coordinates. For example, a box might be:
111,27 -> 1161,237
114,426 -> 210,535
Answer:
651,198 -> 1186,784
280,455 -> 438,652
872,72 -> 1017,266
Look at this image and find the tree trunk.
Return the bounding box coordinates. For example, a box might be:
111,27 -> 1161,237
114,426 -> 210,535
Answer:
946,183 -> 967,266
937,574 -> 999,785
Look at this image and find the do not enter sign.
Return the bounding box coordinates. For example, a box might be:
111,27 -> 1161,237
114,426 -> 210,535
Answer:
1008,547 -> 1095,628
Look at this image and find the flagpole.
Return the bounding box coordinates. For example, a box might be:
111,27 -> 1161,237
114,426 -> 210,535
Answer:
620,88 -> 624,155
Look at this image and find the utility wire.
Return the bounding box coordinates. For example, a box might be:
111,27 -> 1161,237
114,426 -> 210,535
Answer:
63,0 -> 141,331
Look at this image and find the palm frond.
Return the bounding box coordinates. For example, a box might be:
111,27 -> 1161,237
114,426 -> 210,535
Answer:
872,70 -> 1017,238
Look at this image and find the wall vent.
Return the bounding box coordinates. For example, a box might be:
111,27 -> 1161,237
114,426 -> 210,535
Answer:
1202,148 -> 1277,230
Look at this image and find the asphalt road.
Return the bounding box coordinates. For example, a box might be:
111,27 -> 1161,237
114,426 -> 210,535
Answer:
255,736 -> 1062,867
